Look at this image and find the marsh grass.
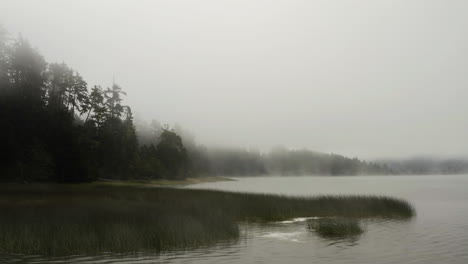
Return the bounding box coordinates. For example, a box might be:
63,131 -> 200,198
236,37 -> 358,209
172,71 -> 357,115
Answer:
308,218 -> 363,238
0,184 -> 415,256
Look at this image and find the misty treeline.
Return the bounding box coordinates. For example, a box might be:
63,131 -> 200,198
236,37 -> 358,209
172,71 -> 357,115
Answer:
0,30 -> 189,182
0,29 -> 391,182
179,145 -> 390,176
139,123 -> 390,176
375,158 -> 468,175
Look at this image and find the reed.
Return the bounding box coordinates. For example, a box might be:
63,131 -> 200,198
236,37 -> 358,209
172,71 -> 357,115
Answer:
0,184 -> 415,255
308,218 -> 363,237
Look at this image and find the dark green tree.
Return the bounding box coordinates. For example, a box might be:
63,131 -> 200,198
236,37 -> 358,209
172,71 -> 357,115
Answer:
9,37 -> 47,107
68,72 -> 88,116
46,62 -> 72,109
156,128 -> 189,179
85,85 -> 106,128
0,26 -> 10,91
104,83 -> 126,119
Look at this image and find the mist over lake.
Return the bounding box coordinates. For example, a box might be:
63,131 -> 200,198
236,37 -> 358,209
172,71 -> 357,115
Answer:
1,0 -> 467,263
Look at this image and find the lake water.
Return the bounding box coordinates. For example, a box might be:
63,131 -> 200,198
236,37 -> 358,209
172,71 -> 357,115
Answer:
3,175 -> 468,263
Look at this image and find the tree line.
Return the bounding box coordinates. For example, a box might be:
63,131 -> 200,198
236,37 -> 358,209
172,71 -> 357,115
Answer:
0,30 -> 189,182
137,122 -> 392,177
0,28 -> 392,182
375,158 -> 468,175
185,146 -> 391,176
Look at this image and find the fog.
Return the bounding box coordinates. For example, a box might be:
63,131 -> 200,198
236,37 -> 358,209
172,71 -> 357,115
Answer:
2,0 -> 468,159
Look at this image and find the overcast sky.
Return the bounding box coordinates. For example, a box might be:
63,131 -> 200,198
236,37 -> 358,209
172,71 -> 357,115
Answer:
1,0 -> 468,159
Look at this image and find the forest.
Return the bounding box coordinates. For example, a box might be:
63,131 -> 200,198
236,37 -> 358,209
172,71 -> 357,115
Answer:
0,30 -> 189,182
0,29 -> 393,183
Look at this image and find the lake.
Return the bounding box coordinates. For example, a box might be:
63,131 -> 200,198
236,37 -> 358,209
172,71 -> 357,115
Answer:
3,175 -> 468,263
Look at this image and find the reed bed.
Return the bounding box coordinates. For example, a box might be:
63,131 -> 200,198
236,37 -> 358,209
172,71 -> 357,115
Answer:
308,218 -> 363,237
0,184 -> 415,255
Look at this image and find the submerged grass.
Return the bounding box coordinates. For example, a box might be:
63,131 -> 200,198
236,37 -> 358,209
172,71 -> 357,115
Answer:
0,184 -> 415,256
308,218 -> 363,238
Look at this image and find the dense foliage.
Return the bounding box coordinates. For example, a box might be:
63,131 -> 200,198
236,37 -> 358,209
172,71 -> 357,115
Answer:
0,33 -> 189,182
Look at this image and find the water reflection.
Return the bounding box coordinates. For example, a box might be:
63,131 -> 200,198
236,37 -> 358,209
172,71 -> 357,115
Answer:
0,240 -> 243,264
326,237 -> 360,248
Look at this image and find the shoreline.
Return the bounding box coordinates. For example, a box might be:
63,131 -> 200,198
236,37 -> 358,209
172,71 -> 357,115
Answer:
95,176 -> 235,187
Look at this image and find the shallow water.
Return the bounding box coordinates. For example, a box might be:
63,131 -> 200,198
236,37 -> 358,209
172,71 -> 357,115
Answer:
3,175 -> 468,263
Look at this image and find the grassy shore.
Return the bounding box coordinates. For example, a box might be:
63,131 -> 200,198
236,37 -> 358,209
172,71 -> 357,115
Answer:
95,176 -> 235,187
0,184 -> 415,256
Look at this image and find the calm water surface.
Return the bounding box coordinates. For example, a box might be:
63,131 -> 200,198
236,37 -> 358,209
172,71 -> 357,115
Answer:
3,175 -> 468,263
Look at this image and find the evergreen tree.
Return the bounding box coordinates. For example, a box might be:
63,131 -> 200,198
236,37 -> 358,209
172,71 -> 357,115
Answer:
156,128 -> 189,179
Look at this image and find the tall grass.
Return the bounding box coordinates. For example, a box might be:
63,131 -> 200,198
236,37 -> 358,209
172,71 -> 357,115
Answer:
308,218 -> 363,238
0,184 -> 415,255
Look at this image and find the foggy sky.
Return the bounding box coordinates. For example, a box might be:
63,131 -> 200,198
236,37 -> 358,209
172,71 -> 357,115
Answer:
1,0 -> 468,159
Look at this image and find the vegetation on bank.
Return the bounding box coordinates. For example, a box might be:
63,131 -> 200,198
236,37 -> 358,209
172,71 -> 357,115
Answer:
308,218 -> 363,238
95,176 -> 235,187
0,184 -> 415,256
0,28 -> 191,182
